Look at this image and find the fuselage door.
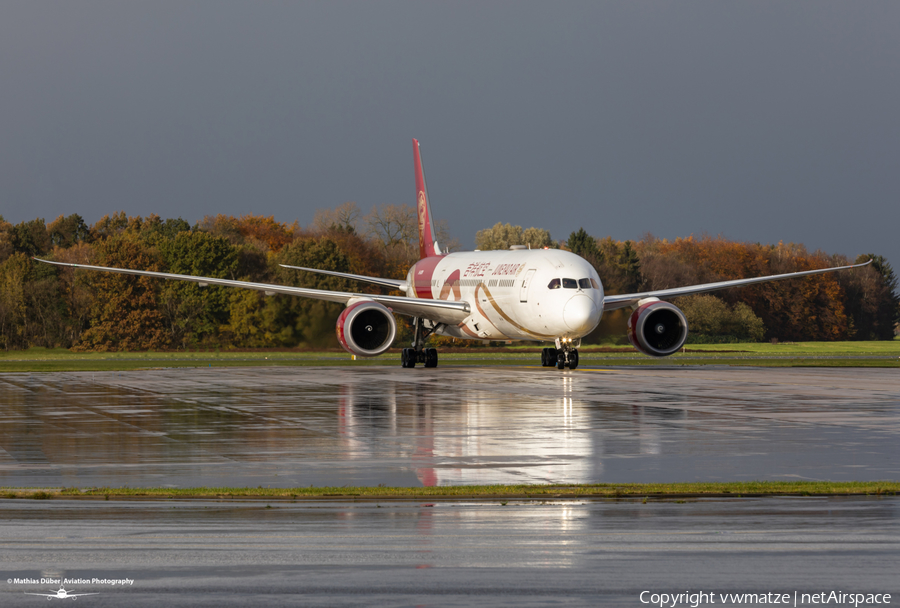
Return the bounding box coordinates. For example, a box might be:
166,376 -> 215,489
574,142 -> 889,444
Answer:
519,268 -> 537,303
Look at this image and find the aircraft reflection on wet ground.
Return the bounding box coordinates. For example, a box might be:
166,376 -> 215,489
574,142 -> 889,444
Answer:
0,366 -> 898,488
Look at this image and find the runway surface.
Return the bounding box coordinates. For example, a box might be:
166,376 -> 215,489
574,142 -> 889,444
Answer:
2,366 -> 898,605
1,496 -> 898,607
1,366 -> 898,487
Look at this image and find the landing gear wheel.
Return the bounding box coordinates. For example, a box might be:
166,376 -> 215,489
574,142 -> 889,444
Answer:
541,347 -> 558,367
557,352 -> 566,370
424,348 -> 438,368
567,349 -> 579,370
401,348 -> 416,368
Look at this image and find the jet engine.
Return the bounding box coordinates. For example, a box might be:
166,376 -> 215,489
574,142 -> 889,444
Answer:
336,300 -> 397,357
626,300 -> 689,357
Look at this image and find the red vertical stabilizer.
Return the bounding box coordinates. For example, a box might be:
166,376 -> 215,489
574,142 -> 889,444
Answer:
413,139 -> 440,259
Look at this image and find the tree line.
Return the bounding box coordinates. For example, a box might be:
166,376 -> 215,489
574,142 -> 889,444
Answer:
561,226 -> 897,343
0,211 -> 896,351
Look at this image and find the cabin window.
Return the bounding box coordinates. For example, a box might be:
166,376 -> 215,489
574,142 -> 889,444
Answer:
562,278 -> 577,289
578,278 -> 593,289
548,278 -> 561,289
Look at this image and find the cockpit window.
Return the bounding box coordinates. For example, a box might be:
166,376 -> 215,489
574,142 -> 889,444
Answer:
562,278 -> 577,289
578,278 -> 593,289
547,278 -> 561,289
591,278 -> 600,289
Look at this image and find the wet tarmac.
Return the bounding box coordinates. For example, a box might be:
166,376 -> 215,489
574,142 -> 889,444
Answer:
1,366 -> 898,488
1,496 -> 898,606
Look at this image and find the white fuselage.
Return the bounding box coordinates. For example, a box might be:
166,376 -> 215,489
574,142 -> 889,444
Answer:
405,249 -> 604,342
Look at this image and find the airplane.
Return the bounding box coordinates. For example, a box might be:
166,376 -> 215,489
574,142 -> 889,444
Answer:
24,586 -> 100,599
35,139 -> 870,370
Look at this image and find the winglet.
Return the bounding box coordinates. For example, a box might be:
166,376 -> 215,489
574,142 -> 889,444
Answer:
413,139 -> 440,259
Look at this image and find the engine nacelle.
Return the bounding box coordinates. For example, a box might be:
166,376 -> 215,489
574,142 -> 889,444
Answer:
627,300 -> 689,357
336,300 -> 397,357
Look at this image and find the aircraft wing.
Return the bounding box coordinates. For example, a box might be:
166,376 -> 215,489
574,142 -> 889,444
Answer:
602,260 -> 871,311
279,264 -> 407,291
33,259 -> 470,324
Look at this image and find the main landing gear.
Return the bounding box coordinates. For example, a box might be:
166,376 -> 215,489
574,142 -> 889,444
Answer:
401,347 -> 437,368
401,318 -> 439,369
541,339 -> 579,370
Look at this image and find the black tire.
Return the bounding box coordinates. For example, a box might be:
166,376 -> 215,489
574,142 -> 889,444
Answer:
568,349 -> 579,370
540,348 -> 548,367
402,348 -> 416,368
424,348 -> 438,368
557,352 -> 566,370
548,347 -> 558,362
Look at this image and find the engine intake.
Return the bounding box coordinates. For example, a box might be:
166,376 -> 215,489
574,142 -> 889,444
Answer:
336,300 -> 397,357
627,300 -> 689,357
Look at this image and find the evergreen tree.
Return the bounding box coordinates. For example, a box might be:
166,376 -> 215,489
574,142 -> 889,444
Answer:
567,228 -> 599,260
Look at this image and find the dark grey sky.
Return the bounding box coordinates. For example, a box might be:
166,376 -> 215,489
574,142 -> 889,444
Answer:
2,1 -> 898,268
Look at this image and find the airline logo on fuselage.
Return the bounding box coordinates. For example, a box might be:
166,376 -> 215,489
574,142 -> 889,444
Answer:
462,262 -> 525,278
492,263 -> 524,277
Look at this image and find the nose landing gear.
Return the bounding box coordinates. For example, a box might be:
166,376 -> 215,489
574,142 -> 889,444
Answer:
543,339 -> 580,370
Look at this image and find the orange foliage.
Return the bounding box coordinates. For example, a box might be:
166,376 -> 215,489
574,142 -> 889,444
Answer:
234,215 -> 296,253
637,235 -> 849,341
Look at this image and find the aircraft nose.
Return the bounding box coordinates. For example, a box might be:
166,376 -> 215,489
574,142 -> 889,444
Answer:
563,294 -> 601,333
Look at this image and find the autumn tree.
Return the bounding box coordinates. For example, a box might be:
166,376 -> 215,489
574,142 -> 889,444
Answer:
475,223 -> 553,250
635,236 -> 849,341
196,214 -> 244,245
75,235 -> 168,351
0,216 -> 13,263
0,253 -> 72,349
219,289 -> 269,347
91,211 -> 130,240
233,215 -> 296,253
48,214 -> 92,248
0,253 -> 30,349
49,243 -> 95,346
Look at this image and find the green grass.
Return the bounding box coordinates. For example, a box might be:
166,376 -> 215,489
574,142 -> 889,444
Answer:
683,341 -> 900,355
0,342 -> 897,372
1,481 -> 897,500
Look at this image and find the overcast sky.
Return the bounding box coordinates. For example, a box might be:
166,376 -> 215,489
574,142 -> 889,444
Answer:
2,1 -> 898,268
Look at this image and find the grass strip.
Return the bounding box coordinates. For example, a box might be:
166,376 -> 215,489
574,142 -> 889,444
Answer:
3,481 -> 898,501
1,344 -> 897,372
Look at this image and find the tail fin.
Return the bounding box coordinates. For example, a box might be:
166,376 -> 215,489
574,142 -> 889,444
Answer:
413,139 -> 441,259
